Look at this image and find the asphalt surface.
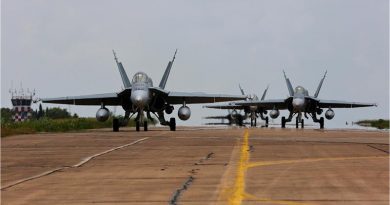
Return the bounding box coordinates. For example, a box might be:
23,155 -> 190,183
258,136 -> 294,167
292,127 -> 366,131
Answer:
1,127 -> 389,205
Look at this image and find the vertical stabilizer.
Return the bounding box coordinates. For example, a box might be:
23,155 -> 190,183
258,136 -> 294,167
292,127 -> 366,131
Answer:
159,49 -> 177,89
238,84 -> 245,95
261,85 -> 269,100
113,50 -> 131,88
314,71 -> 327,98
283,70 -> 294,96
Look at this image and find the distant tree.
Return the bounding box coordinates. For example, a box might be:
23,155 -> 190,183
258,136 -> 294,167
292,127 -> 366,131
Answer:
73,113 -> 79,118
38,104 -> 44,119
1,108 -> 13,123
45,107 -> 72,119
32,109 -> 38,119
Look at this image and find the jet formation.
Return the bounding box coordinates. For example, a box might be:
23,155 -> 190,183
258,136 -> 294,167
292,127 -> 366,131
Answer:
42,50 -> 376,131
205,71 -> 376,128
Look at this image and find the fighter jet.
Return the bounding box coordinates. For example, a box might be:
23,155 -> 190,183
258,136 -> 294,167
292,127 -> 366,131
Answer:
235,71 -> 376,129
41,50 -> 246,131
203,111 -> 249,126
203,85 -> 270,127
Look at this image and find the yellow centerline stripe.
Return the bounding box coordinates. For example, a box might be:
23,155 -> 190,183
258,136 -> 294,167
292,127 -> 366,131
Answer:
247,155 -> 389,169
228,129 -> 250,205
225,131 -> 385,205
243,192 -> 312,205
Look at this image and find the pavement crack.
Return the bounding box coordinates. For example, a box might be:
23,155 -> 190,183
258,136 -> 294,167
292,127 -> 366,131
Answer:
1,137 -> 149,190
195,152 -> 215,165
169,151 -> 216,204
169,176 -> 195,205
367,144 -> 389,154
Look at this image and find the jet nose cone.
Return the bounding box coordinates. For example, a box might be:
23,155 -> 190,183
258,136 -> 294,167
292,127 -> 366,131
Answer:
292,98 -> 305,110
134,95 -> 142,104
131,90 -> 150,109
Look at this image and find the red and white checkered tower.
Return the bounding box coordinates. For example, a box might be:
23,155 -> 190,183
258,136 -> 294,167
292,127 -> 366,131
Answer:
10,87 -> 35,122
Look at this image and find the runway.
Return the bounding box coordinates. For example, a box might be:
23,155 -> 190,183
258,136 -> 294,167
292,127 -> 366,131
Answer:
1,127 -> 389,205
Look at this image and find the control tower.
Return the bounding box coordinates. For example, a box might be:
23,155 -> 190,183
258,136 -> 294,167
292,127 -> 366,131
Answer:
9,87 -> 35,122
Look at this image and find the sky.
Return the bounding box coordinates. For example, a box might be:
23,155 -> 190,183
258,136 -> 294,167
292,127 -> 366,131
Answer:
1,0 -> 389,128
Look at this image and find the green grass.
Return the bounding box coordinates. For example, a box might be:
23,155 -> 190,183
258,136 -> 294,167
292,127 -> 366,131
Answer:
356,119 -> 389,129
1,117 -> 146,137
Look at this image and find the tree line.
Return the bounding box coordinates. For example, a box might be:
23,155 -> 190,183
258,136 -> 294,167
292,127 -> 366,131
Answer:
1,104 -> 77,123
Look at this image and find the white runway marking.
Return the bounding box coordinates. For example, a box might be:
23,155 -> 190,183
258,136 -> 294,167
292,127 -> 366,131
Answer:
1,137 -> 149,190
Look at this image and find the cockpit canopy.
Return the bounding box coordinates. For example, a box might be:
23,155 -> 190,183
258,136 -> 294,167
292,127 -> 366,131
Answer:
132,72 -> 153,86
247,94 -> 259,101
294,86 -> 309,96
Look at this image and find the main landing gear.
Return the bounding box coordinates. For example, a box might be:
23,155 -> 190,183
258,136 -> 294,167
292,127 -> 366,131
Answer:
112,111 -> 132,132
259,112 -> 269,128
113,118 -> 120,132
281,112 -> 293,128
169,117 -> 176,131
155,111 -> 176,131
310,112 -> 324,129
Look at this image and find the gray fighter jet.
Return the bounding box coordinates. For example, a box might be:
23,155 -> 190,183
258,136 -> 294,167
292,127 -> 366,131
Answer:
41,50 -> 246,131
235,71 -> 376,129
204,85 -> 270,127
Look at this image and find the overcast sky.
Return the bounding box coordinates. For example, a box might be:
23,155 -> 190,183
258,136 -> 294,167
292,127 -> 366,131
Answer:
2,0 -> 389,128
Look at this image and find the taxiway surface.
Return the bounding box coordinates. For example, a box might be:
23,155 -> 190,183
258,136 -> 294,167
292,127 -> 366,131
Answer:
2,127 -> 389,205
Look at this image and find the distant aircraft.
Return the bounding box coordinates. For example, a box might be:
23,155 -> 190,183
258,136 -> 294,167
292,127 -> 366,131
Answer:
235,71 -> 376,129
41,50 -> 246,131
203,110 -> 248,126
204,85 -> 270,127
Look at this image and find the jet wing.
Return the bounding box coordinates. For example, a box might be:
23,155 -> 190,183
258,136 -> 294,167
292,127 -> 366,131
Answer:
236,99 -> 288,109
314,99 -> 377,108
166,92 -> 246,104
204,115 -> 230,119
41,92 -> 121,105
149,87 -> 246,104
204,104 -> 245,110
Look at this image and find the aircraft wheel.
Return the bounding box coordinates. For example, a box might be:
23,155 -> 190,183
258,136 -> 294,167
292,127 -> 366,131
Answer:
265,117 -> 269,128
113,118 -> 119,132
319,117 -> 324,129
144,121 -> 148,131
281,117 -> 286,128
169,117 -> 176,131
301,119 -> 304,128
136,121 -> 140,132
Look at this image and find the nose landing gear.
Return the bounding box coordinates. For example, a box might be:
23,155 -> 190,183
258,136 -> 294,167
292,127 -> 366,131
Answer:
295,117 -> 304,128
